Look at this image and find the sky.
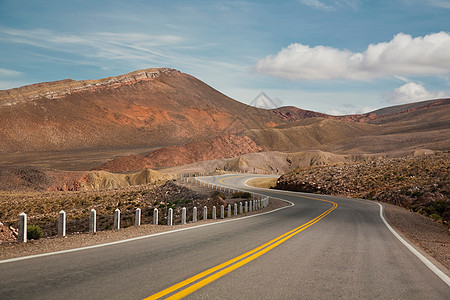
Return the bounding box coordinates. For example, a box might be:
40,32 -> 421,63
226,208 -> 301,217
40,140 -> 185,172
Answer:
0,0 -> 449,115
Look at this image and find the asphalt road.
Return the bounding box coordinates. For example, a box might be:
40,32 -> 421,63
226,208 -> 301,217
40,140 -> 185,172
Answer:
1,174 -> 449,299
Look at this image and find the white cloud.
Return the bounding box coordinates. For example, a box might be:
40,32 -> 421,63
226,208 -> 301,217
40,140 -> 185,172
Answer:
255,32 -> 450,80
386,82 -> 448,104
359,106 -> 376,114
326,105 -> 375,116
325,108 -> 346,115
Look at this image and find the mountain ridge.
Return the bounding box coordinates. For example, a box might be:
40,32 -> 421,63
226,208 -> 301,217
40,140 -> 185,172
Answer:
0,68 -> 176,106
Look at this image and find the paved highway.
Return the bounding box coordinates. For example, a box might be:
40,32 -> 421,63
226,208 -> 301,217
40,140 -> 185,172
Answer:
1,174 -> 449,299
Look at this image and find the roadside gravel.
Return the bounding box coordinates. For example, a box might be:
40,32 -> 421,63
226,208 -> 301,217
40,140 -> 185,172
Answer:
385,203 -> 450,272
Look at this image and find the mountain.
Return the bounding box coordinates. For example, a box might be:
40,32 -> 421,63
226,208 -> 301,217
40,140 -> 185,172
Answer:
1,68 -> 449,172
0,68 -> 273,153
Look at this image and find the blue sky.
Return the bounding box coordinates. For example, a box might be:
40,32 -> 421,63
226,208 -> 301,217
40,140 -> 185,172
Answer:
0,0 -> 449,114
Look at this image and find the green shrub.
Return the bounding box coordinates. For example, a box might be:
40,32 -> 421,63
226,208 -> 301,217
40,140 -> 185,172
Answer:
430,214 -> 442,222
27,225 -> 43,240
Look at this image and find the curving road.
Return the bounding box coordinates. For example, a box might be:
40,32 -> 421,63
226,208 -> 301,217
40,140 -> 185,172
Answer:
0,174 -> 449,299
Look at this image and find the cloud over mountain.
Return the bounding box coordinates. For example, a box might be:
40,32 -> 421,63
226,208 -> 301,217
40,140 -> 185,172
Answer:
255,32 -> 450,80
386,82 -> 448,104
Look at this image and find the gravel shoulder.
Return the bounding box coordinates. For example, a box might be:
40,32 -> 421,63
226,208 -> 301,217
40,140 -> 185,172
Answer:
384,202 -> 450,272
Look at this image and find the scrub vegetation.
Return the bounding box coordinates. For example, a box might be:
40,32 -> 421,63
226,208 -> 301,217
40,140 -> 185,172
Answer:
0,180 -> 247,240
276,152 -> 450,225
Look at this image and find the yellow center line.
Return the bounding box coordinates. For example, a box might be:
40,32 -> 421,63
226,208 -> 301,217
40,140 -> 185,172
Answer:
144,175 -> 338,300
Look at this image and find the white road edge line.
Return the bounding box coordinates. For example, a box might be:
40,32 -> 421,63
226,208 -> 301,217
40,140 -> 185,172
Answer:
0,180 -> 293,265
243,175 -> 450,286
377,203 -> 450,286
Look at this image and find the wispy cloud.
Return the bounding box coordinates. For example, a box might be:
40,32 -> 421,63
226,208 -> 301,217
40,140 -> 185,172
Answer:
405,0 -> 450,9
299,0 -> 361,11
255,32 -> 450,80
0,68 -> 22,76
427,0 -> 450,8
0,68 -> 24,90
299,0 -> 335,11
0,27 -> 186,66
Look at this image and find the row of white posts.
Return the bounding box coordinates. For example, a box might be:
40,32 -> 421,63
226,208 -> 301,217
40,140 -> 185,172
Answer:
16,176 -> 270,243
16,196 -> 270,243
180,169 -> 276,178
181,175 -> 270,208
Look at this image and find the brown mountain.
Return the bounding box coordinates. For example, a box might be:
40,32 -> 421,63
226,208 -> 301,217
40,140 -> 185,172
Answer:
0,68 -> 274,153
1,68 -> 449,172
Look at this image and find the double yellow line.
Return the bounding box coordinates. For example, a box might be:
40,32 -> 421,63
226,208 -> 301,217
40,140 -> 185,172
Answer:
145,182 -> 337,299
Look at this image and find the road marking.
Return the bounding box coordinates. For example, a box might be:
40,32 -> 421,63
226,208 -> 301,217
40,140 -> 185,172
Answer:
377,203 -> 450,286
239,174 -> 450,287
145,177 -> 337,299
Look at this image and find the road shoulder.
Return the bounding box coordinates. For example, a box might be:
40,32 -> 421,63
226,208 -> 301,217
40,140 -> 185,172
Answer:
384,203 -> 450,272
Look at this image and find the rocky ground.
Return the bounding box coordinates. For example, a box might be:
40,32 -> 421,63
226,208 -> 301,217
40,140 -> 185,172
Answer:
276,152 -> 450,224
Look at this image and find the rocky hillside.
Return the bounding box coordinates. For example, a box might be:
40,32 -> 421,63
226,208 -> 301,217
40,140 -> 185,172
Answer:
94,135 -> 262,171
243,118 -> 378,152
146,135 -> 262,168
158,150 -> 379,175
275,152 -> 450,224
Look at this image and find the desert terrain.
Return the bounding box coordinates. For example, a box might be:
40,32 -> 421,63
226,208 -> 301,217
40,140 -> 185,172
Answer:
0,68 -> 448,267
